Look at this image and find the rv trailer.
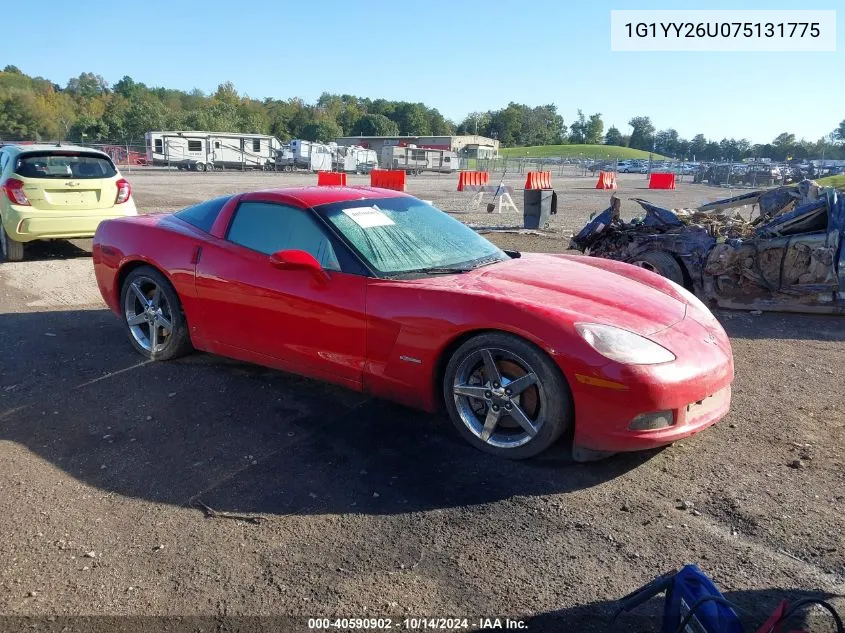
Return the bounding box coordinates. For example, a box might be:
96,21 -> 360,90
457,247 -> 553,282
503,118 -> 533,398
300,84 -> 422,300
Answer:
274,140 -> 333,172
333,145 -> 379,173
145,131 -> 283,171
379,145 -> 458,174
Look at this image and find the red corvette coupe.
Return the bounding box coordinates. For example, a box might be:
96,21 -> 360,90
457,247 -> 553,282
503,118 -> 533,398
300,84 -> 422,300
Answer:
93,187 -> 734,460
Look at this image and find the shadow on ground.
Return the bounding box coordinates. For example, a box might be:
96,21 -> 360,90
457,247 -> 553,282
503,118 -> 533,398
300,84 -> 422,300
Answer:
13,238 -> 92,262
716,310 -> 845,342
0,309 -> 655,518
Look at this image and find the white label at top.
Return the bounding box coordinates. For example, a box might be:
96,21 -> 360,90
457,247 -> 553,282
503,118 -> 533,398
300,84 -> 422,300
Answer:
342,206 -> 396,228
610,10 -> 836,51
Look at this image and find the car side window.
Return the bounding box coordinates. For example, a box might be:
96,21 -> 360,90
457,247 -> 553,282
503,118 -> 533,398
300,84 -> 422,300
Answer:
226,201 -> 342,272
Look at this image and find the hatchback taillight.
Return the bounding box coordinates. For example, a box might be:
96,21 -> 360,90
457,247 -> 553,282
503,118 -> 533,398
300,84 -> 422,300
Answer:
115,178 -> 131,204
2,178 -> 30,206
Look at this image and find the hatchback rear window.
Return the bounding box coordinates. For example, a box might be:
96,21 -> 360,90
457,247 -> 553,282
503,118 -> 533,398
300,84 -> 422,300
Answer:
15,153 -> 117,179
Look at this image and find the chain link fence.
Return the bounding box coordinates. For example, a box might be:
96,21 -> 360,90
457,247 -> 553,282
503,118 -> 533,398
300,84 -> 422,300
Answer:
4,138 -> 711,183
458,155 -> 699,183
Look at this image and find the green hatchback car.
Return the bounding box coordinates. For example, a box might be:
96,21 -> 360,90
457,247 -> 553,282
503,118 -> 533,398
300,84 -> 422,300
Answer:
0,144 -> 137,261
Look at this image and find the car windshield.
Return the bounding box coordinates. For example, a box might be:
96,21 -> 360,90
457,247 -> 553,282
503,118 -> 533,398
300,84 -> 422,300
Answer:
318,197 -> 508,276
15,152 -> 117,179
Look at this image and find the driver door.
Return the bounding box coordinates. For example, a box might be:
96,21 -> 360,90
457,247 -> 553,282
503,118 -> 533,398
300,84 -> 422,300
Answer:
193,200 -> 368,388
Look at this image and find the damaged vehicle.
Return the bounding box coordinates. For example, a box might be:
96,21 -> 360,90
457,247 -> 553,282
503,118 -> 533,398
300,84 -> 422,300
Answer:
571,180 -> 845,313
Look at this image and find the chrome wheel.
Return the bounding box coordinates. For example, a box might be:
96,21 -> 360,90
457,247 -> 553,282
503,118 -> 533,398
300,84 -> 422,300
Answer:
452,348 -> 545,449
123,276 -> 174,353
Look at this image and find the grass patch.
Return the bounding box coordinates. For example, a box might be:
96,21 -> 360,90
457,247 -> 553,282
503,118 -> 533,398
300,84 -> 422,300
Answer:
500,144 -> 671,160
815,174 -> 845,189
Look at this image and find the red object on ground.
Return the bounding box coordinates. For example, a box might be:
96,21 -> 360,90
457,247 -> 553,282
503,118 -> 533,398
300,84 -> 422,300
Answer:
649,172 -> 676,189
595,171 -> 617,190
524,171 -> 552,190
370,169 -> 406,192
457,171 -> 490,191
92,186 -> 733,457
317,172 -> 347,186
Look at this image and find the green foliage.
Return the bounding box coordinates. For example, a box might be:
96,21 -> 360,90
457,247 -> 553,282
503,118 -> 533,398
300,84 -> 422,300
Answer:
0,70 -> 454,144
301,119 -> 343,142
604,125 -> 623,146
815,174 -> 845,189
585,113 -> 604,145
0,68 -> 842,164
352,113 -> 399,136
500,144 -> 670,160
0,91 -> 40,138
568,110 -> 588,144
66,72 -> 108,98
628,116 -> 655,151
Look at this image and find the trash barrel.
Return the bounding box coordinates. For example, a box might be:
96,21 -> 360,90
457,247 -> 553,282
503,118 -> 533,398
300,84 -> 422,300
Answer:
523,189 -> 557,229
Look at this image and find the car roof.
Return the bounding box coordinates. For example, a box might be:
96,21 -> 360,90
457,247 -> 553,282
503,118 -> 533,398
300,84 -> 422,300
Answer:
2,143 -> 110,158
247,186 -> 413,208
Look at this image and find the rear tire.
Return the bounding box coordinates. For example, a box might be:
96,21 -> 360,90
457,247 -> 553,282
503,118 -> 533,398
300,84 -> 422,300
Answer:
630,251 -> 685,286
443,332 -> 571,459
120,266 -> 192,361
0,222 -> 24,262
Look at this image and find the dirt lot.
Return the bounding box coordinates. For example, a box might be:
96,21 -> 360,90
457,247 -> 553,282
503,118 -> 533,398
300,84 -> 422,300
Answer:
1,170 -> 843,631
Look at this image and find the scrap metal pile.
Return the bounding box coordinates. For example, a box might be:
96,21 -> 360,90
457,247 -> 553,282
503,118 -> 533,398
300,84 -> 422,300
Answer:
570,180 -> 845,313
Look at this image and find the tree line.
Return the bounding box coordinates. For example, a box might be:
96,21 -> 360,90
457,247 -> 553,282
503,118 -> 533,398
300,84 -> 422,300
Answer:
0,67 -> 453,145
1,66 -> 843,161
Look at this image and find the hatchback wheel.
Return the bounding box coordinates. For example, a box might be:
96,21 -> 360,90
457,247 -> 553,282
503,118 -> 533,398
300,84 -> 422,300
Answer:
121,266 -> 192,361
0,222 -> 24,262
443,332 -> 571,459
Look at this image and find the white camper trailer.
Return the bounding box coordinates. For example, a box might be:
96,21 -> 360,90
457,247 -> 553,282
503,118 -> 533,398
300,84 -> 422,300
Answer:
274,140 -> 333,172
380,145 -> 458,174
334,145 -> 379,173
145,131 -> 283,171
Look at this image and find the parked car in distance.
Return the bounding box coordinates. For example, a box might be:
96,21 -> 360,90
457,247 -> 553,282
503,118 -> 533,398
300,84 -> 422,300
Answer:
93,187 -> 734,460
0,144 -> 136,261
742,163 -> 783,186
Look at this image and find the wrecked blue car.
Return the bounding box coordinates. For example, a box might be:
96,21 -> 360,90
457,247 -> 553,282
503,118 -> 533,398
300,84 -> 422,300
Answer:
570,180 -> 845,314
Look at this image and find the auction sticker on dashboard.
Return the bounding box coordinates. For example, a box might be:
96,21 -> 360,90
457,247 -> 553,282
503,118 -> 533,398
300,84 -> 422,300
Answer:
343,206 -> 395,228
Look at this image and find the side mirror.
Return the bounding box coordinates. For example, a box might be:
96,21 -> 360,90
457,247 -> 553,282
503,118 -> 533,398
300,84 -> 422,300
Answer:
269,249 -> 330,282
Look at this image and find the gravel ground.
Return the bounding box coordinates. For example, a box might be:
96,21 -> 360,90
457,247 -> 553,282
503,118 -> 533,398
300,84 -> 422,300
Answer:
0,170 -> 842,632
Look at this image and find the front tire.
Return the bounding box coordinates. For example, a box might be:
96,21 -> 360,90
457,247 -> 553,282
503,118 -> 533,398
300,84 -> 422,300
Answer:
630,251 -> 685,286
0,222 -> 24,262
443,332 -> 571,459
120,266 -> 192,361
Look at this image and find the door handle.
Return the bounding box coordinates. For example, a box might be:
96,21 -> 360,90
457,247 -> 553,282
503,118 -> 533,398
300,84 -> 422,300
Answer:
191,246 -> 203,265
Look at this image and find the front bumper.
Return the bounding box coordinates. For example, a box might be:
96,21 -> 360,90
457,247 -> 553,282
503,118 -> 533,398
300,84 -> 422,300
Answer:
566,314 -> 734,454
2,202 -> 138,242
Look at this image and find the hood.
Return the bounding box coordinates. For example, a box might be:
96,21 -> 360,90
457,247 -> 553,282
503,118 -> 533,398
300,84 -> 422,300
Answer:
423,253 -> 687,336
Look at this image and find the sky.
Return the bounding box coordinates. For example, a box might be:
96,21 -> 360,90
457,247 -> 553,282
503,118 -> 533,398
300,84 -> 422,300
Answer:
4,0 -> 843,144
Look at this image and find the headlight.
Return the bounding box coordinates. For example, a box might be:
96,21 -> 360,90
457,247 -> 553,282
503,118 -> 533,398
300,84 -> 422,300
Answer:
666,278 -> 714,320
575,323 -> 676,365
